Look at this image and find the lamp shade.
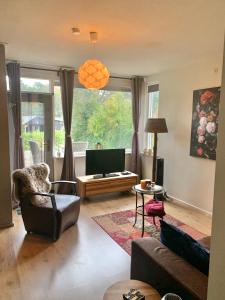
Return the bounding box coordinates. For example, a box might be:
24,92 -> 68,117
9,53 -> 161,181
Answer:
78,59 -> 110,89
145,118 -> 168,133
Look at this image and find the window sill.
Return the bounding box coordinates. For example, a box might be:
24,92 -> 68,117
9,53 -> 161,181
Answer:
141,149 -> 153,157
54,149 -> 132,159
54,151 -> 86,159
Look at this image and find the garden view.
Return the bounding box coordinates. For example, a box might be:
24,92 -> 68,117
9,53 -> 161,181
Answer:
21,79 -> 133,157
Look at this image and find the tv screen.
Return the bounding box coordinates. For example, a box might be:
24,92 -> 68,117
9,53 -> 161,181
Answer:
86,149 -> 125,176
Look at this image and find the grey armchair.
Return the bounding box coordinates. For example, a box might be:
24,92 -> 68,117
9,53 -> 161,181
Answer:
12,163 -> 80,241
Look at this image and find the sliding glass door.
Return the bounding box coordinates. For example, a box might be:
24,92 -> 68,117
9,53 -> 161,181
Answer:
21,92 -> 54,178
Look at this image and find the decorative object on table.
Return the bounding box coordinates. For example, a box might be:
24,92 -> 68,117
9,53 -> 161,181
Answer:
78,32 -> 110,89
140,179 -> 151,189
190,87 -> 221,160
145,118 -> 168,182
92,209 -> 207,255
145,180 -> 152,189
123,288 -> 145,300
161,293 -> 182,300
140,179 -> 147,189
103,280 -> 160,300
95,142 -> 102,149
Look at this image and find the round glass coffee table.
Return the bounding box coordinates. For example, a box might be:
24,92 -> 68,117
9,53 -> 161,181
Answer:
133,184 -> 164,237
103,279 -> 160,300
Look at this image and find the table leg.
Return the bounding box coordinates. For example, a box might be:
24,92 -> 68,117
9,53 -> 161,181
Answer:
133,192 -> 138,227
153,216 -> 156,225
141,193 -> 145,237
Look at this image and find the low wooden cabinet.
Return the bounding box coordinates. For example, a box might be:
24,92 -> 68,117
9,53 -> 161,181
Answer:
77,172 -> 138,197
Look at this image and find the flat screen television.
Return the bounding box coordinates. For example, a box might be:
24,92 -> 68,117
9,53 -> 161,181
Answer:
86,148 -> 125,176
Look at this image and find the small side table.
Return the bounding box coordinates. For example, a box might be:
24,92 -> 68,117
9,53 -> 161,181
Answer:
133,184 -> 165,237
103,280 -> 160,300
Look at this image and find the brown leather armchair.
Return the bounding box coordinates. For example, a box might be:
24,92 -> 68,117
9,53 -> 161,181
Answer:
12,163 -> 80,241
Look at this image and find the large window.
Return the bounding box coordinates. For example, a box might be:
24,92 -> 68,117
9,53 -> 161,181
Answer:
147,84 -> 159,149
21,78 -> 50,93
20,78 -> 51,166
54,87 -> 133,156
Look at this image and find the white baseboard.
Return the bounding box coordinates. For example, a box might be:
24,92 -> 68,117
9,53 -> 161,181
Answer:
167,194 -> 212,216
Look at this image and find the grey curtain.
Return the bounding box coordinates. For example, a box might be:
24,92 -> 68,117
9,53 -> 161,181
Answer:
131,76 -> 144,178
58,69 -> 76,194
7,62 -> 24,208
7,63 -> 24,170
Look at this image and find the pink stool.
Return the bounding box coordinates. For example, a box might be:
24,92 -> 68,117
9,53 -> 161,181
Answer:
144,199 -> 166,225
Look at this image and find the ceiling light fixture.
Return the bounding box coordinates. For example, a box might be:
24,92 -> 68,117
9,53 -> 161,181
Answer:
71,27 -> 80,35
90,31 -> 98,43
78,31 -> 110,90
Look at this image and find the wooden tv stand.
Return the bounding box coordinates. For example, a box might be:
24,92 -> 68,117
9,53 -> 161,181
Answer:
77,172 -> 138,197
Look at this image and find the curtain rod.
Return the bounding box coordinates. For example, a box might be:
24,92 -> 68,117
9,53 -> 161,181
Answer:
20,66 -> 132,80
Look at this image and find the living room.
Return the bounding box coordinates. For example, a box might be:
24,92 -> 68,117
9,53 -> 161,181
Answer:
0,1 -> 225,299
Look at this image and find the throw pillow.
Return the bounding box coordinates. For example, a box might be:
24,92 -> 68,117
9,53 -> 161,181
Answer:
160,220 -> 210,275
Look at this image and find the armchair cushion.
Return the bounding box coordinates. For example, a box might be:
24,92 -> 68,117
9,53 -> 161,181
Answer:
12,163 -> 52,206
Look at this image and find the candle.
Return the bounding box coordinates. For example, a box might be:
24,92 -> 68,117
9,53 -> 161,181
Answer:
140,180 -> 147,189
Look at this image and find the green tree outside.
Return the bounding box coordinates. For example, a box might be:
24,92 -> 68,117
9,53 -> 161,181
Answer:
20,80 -> 133,154
87,92 -> 132,148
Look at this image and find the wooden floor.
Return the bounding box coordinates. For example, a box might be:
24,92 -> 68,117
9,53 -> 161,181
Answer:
0,192 -> 212,300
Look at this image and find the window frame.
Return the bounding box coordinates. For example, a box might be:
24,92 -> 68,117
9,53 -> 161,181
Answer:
146,84 -> 160,150
20,77 -> 51,93
53,76 -> 133,156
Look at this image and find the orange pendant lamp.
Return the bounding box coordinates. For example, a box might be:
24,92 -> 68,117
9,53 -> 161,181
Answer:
78,32 -> 110,89
78,59 -> 110,89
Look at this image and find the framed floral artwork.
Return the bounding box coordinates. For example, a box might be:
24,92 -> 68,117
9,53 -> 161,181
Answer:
190,87 -> 221,160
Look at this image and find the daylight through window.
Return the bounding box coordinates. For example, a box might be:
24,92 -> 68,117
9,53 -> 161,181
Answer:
54,87 -> 133,156
147,84 -> 159,149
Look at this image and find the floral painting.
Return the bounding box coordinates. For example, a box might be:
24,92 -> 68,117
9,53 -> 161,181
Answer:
190,87 -> 221,160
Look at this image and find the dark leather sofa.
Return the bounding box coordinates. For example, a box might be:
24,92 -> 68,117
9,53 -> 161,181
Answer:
131,237 -> 210,300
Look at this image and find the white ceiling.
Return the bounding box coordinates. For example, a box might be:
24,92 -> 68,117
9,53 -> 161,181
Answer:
0,0 -> 225,76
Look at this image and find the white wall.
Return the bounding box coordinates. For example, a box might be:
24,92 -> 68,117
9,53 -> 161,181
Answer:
146,59 -> 222,213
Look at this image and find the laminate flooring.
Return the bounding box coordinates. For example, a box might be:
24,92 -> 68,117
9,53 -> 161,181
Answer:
0,192 -> 212,300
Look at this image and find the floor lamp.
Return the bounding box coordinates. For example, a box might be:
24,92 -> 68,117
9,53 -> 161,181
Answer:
145,118 -> 168,182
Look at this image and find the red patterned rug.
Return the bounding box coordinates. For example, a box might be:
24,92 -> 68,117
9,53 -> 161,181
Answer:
92,209 -> 206,255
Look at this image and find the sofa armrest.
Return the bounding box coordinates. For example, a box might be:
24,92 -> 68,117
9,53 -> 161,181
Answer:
131,237 -> 208,300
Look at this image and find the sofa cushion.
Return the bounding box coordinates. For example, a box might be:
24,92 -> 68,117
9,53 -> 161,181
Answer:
160,220 -> 210,275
